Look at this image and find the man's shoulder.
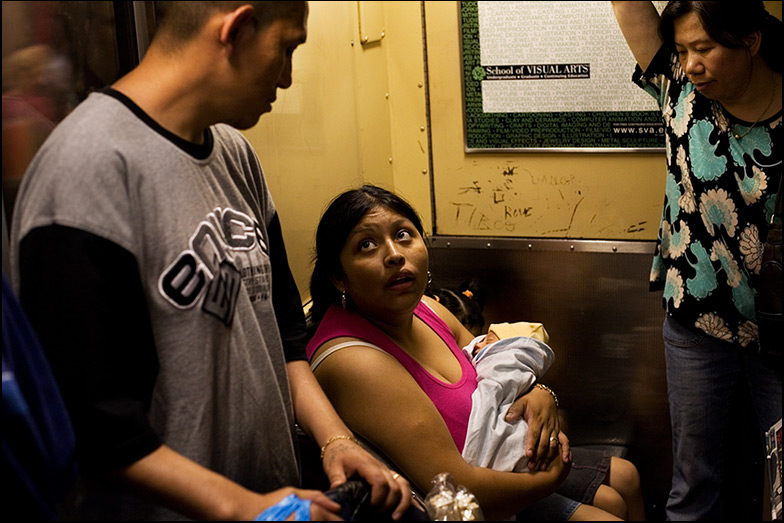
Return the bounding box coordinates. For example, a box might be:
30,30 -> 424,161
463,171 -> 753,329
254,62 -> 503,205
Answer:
60,91 -> 122,124
41,92 -> 132,150
211,123 -> 253,150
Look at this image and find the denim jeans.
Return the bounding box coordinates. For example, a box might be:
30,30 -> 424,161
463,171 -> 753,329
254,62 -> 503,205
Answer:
663,314 -> 782,521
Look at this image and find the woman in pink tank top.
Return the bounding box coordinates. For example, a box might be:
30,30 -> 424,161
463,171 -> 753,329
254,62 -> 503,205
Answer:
306,185 -> 641,521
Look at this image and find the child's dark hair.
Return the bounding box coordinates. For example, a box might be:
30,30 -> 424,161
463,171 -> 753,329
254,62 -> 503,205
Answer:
427,278 -> 486,336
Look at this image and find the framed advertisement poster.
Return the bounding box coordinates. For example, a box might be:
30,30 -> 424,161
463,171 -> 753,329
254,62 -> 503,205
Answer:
460,1 -> 666,151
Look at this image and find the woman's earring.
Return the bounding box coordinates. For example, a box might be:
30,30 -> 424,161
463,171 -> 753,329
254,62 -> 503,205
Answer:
341,290 -> 347,309
427,271 -> 432,288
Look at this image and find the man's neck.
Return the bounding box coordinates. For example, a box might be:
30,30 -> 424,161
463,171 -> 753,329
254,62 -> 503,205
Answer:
111,48 -> 216,144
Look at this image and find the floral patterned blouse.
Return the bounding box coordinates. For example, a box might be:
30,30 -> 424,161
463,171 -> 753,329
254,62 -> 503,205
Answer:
634,47 -> 782,348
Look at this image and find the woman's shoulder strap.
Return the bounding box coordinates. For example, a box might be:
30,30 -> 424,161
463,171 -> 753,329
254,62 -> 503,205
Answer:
310,340 -> 387,372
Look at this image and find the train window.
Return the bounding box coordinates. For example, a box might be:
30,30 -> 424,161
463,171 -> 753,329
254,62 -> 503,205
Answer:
2,1 -> 154,256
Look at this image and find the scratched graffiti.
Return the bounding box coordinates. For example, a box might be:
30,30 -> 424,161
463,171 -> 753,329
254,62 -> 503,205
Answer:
450,164 -> 587,233
444,162 -> 654,237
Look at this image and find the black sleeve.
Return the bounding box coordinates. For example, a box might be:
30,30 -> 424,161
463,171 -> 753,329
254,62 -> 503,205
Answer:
18,225 -> 161,473
267,213 -> 308,362
634,44 -> 672,83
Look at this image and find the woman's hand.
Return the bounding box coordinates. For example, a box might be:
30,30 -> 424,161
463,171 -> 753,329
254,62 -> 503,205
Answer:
540,439 -> 572,486
322,438 -> 412,520
504,385 -> 570,471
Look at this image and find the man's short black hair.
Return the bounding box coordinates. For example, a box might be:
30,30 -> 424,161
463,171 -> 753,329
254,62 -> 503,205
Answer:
153,1 -> 306,48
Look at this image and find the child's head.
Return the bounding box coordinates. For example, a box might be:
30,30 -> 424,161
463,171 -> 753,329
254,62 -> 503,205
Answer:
428,278 -> 485,336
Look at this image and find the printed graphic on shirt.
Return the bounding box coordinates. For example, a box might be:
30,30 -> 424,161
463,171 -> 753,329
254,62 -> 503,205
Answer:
159,207 -> 270,325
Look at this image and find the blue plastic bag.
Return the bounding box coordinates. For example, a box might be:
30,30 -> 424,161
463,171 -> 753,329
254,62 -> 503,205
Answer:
255,493 -> 312,521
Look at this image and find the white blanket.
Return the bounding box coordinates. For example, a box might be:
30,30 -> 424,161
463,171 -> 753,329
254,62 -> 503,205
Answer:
460,336 -> 554,472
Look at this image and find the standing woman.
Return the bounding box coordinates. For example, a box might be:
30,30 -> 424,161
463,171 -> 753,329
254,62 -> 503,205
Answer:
612,2 -> 782,520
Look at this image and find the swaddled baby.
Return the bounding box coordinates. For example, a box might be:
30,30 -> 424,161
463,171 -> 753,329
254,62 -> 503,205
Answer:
460,322 -> 554,473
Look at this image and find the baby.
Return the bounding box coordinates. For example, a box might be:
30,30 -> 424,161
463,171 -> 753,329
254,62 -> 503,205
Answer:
460,321 -> 554,473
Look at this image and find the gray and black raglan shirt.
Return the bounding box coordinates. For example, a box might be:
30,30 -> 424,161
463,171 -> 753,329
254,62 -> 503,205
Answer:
10,89 -> 306,519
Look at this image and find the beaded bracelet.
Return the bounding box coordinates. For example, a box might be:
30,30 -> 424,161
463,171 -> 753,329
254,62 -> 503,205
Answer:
320,434 -> 359,459
535,383 -> 560,408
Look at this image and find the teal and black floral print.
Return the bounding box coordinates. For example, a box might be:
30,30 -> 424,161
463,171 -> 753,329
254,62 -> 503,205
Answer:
634,48 -> 782,348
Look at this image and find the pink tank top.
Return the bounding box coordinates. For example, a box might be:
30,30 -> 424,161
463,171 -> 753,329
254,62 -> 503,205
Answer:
306,301 -> 477,452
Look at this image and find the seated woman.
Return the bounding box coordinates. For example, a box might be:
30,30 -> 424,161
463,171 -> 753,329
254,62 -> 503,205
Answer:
306,184 -> 645,521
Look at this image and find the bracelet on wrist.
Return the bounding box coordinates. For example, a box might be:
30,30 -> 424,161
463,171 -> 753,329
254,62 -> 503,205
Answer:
320,434 -> 359,459
536,383 -> 560,408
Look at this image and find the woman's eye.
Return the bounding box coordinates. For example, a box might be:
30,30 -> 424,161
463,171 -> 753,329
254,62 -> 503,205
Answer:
359,239 -> 375,251
397,229 -> 412,240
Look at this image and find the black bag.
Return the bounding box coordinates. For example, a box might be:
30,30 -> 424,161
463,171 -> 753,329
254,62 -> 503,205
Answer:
755,175 -> 782,364
324,478 -> 431,521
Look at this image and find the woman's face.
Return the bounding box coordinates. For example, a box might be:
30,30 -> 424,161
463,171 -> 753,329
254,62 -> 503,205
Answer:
337,205 -> 429,320
673,12 -> 756,104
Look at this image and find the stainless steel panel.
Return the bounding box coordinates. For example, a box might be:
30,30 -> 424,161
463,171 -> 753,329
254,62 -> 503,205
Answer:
429,238 -> 671,516
429,237 -> 765,519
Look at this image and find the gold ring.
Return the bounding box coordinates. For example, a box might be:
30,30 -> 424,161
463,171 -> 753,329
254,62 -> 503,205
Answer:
549,436 -> 557,443
392,473 -> 401,480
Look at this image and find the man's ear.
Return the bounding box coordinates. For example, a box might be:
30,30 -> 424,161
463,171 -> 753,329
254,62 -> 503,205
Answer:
218,4 -> 256,47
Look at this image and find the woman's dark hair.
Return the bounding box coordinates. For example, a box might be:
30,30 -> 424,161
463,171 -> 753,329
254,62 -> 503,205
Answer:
660,1 -> 782,73
309,184 -> 425,326
426,278 -> 486,336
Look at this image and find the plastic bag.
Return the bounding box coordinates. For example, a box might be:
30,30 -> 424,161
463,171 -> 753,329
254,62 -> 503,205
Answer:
324,479 -> 370,521
254,493 -> 311,521
424,473 -> 484,521
324,477 -> 431,521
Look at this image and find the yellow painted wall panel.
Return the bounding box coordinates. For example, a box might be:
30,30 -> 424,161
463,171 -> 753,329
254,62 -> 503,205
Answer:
243,1 -> 781,298
243,1 -> 367,298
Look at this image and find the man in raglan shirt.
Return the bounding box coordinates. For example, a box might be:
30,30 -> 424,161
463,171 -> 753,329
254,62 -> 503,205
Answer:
10,2 -> 410,520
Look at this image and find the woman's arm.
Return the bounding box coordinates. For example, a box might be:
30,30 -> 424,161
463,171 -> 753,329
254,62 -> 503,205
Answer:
506,385 -> 570,471
287,361 -> 411,519
313,345 -> 569,521
611,1 -> 663,71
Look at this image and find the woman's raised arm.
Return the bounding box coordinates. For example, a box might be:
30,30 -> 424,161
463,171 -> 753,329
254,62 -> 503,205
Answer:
612,1 -> 663,71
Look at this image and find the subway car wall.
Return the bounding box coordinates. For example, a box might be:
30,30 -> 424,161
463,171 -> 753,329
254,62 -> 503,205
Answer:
3,1 -> 782,521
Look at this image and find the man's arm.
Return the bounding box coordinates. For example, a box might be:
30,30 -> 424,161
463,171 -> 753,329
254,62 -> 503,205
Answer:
19,225 -> 342,520
267,213 -> 308,362
116,444 -> 342,520
19,225 -> 161,472
611,1 -> 663,71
